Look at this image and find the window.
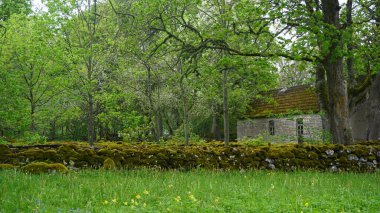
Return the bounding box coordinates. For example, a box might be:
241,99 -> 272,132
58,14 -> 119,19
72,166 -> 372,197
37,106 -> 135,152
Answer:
297,118 -> 304,136
269,120 -> 275,135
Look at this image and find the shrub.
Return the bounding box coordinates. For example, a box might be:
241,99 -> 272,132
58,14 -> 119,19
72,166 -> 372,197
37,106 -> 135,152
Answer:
22,132 -> 47,144
102,158 -> 117,170
22,162 -> 68,174
0,164 -> 15,170
0,144 -> 11,154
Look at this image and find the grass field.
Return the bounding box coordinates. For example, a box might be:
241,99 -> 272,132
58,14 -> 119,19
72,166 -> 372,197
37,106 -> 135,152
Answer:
0,169 -> 379,212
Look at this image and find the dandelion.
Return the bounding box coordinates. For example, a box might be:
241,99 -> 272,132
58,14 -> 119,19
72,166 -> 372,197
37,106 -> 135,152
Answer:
174,196 -> 181,202
112,198 -> 117,204
143,190 -> 149,195
304,202 -> 309,207
214,197 -> 220,203
189,194 -> 197,202
103,200 -> 108,205
123,201 -> 128,206
136,194 -> 141,199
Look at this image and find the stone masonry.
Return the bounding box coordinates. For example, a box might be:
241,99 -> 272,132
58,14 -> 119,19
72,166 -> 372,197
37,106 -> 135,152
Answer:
237,114 -> 323,142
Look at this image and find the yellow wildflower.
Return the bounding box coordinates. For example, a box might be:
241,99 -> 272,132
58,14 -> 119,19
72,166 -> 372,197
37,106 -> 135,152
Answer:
189,194 -> 197,202
112,198 -> 117,204
304,202 -> 309,207
123,201 -> 128,206
136,194 -> 141,199
174,196 -> 181,202
214,197 -> 220,203
143,203 -> 147,207
103,200 -> 108,205
143,190 -> 149,195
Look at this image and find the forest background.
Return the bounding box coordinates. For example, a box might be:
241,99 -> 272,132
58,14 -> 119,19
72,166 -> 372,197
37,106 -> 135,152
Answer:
0,0 -> 378,145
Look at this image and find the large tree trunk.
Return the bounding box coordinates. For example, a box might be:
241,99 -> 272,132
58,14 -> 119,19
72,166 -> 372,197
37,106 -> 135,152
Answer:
315,64 -> 330,142
321,0 -> 353,144
346,0 -> 356,87
368,72 -> 380,140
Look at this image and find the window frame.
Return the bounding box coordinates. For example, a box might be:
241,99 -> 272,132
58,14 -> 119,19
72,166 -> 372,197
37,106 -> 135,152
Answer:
296,118 -> 304,136
268,120 -> 275,136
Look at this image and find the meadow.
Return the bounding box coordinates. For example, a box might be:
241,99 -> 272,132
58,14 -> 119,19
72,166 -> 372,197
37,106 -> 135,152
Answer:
0,169 -> 379,212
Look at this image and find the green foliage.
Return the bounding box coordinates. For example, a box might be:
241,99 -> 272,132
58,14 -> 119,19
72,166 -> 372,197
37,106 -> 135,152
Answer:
238,136 -> 268,146
0,136 -> 8,145
0,0 -> 378,145
22,132 -> 47,145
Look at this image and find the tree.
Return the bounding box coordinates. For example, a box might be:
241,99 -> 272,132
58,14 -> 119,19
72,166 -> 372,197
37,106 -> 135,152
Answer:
1,14 -> 64,135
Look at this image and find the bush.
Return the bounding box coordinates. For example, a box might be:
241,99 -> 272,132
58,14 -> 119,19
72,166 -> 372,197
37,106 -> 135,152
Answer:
102,158 -> 117,170
22,132 -> 47,144
0,164 -> 15,170
21,162 -> 68,174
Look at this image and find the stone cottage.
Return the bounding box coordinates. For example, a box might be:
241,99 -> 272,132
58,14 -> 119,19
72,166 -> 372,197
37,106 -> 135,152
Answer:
237,85 -> 324,141
238,71 -> 380,142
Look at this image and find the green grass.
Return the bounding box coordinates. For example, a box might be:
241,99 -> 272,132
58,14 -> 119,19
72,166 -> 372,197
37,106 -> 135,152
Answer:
0,170 -> 379,212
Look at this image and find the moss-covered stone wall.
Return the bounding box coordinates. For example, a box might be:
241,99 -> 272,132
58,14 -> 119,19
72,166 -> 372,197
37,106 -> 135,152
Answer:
0,142 -> 379,172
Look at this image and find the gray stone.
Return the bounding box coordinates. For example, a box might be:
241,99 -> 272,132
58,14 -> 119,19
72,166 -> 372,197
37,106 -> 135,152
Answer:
330,165 -> 338,172
348,154 -> 359,161
267,163 -> 276,170
325,149 -> 334,157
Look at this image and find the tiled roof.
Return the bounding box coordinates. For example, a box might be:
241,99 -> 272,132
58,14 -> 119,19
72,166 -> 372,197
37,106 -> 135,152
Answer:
248,85 -> 320,118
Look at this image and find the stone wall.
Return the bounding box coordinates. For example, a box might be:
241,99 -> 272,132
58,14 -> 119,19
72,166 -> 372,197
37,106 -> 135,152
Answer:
237,114 -> 323,142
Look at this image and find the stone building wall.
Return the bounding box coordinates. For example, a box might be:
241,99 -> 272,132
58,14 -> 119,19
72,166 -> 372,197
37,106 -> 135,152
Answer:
237,114 -> 323,142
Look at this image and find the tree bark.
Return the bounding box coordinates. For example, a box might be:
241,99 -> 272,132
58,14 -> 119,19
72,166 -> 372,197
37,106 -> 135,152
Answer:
368,72 -> 380,140
223,68 -> 229,145
321,0 -> 353,144
346,0 -> 356,87
211,109 -> 222,141
180,77 -> 190,145
315,64 -> 330,142
30,102 -> 36,134
87,93 -> 95,146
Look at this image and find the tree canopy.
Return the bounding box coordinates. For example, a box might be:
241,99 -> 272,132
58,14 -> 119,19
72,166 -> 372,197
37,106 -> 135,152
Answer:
0,0 -> 378,145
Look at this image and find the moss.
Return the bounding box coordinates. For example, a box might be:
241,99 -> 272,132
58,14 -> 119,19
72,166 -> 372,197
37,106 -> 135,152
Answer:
58,145 -> 80,162
15,149 -> 59,162
307,152 -> 319,160
0,144 -> 11,155
102,158 -> 116,170
22,162 -> 68,174
0,164 -> 15,169
352,146 -> 370,157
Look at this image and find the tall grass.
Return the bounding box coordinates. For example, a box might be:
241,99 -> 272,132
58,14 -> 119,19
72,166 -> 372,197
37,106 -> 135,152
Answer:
0,169 -> 379,212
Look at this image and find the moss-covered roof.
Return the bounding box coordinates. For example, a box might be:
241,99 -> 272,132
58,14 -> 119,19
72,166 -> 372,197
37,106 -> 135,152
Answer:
248,85 -> 320,118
